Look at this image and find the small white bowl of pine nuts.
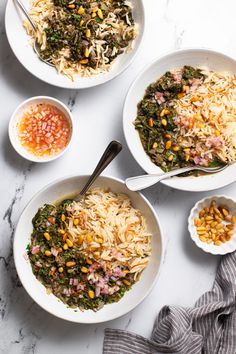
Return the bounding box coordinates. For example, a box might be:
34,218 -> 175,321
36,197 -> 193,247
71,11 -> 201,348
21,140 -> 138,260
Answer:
188,196 -> 236,255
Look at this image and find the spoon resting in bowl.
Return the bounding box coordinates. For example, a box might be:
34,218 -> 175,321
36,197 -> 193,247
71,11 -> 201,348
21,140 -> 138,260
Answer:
125,164 -> 227,191
74,140 -> 122,202
14,0 -> 55,67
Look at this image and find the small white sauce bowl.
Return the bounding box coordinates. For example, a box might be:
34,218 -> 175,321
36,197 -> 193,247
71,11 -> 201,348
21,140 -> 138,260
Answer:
8,96 -> 73,163
188,195 -> 236,255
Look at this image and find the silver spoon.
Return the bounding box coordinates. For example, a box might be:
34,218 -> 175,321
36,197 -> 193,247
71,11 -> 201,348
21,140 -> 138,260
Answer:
125,165 -> 227,191
74,140 -> 122,202
14,0 -> 54,67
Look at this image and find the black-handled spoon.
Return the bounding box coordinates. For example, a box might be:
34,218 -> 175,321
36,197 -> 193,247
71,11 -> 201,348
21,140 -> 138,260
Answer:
75,140 -> 122,201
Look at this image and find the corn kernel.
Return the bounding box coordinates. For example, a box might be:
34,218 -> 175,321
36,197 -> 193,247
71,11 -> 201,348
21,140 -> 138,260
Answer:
168,155 -> 173,162
58,267 -> 64,273
66,261 -> 76,267
173,146 -> 179,152
80,19 -> 84,26
45,250 -> 51,256
68,4 -> 75,9
74,219 -> 79,225
61,214 -> 66,221
63,243 -> 68,250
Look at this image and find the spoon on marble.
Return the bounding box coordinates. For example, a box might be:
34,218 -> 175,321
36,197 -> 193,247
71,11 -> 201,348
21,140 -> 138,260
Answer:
125,164 -> 227,191
74,140 -> 122,202
14,0 -> 54,67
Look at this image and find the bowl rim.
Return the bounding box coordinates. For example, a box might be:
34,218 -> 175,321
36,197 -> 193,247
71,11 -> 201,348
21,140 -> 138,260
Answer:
123,47 -> 236,192
188,194 -> 236,255
5,0 -> 145,89
13,174 -> 164,323
8,95 -> 74,163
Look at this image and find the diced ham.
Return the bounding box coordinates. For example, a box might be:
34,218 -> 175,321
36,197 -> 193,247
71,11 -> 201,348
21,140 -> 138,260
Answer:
73,279 -> 78,286
154,91 -> 166,104
77,283 -> 86,291
51,248 -> 59,257
95,286 -> 101,297
173,72 -> 182,83
31,245 -> 40,254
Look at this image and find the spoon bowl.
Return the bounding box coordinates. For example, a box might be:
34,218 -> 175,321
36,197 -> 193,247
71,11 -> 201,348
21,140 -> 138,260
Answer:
14,0 -> 55,67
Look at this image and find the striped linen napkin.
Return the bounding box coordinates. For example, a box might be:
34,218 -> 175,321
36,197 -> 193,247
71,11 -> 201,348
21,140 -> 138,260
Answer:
103,252 -> 236,354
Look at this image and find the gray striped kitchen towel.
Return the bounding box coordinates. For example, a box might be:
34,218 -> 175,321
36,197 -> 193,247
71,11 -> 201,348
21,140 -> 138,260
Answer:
103,251 -> 236,354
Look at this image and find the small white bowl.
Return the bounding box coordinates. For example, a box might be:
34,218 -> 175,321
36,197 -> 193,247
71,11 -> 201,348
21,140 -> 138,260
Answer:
9,96 -> 73,163
14,175 -> 163,323
188,195 -> 236,255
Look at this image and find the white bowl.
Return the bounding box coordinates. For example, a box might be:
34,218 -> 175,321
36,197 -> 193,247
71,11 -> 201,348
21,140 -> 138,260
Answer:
14,175 -> 163,323
123,48 -> 236,192
9,96 -> 73,163
5,0 -> 145,89
188,195 -> 236,255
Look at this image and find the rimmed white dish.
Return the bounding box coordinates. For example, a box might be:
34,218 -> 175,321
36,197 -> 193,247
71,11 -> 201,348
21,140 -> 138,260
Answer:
14,175 -> 163,323
188,195 -> 236,255
5,0 -> 144,89
123,48 -> 236,192
8,96 -> 73,163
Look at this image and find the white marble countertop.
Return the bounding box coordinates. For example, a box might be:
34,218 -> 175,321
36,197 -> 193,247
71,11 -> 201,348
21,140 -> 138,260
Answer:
1,0 -> 236,353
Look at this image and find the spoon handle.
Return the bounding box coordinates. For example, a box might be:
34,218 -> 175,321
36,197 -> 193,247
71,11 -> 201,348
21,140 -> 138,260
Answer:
77,141 -> 122,199
125,166 -> 194,191
14,0 -> 37,32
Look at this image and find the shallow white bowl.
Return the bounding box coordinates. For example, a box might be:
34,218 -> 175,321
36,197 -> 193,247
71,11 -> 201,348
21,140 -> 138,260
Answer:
5,0 -> 144,89
9,96 -> 73,163
188,195 -> 236,255
14,175 -> 163,323
123,48 -> 236,192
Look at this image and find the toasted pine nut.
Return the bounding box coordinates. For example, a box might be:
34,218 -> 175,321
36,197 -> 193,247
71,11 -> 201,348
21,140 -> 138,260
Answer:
44,232 -> 51,241
66,239 -> 73,247
88,290 -> 95,299
222,208 -> 229,217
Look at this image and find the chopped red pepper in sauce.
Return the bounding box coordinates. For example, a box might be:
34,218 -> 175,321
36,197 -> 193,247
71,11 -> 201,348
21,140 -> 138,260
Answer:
18,104 -> 71,157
